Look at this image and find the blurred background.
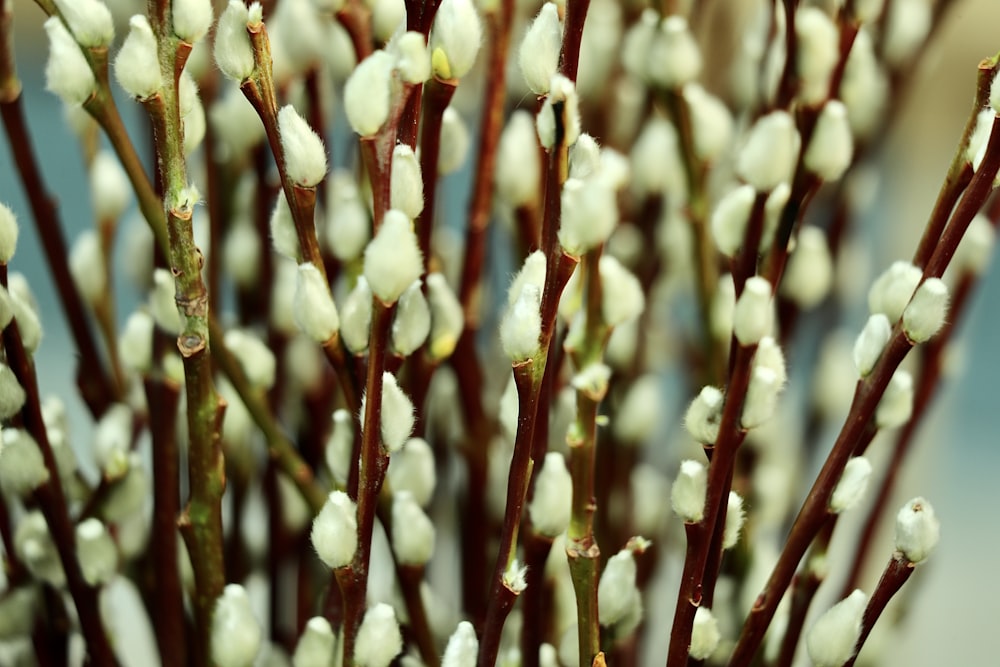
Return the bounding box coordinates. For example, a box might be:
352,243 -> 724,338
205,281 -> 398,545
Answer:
2,0 -> 1000,664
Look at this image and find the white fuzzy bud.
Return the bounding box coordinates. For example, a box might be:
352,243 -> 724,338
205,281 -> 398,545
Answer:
599,256 -> 645,326
354,603 -> 403,667
508,251 -> 547,306
114,16 -> 161,99
622,10 -> 658,81
15,512 -> 64,587
214,1 -> 256,82
371,372 -> 415,452
684,386 -> 723,444
754,336 -> 788,387
537,75 -> 581,150
0,429 -> 50,497
830,457 -> 873,513
345,50 -> 395,137
69,230 -> 106,307
804,100 -> 853,181
371,0 -> 405,43
325,172 -> 371,261
690,607 -> 721,660
736,111 -> 800,192
853,0 -> 886,23
53,0 -> 114,48
895,497 -> 939,563
711,185 -> 756,257
293,617 -> 335,667
795,7 -> 839,104
761,182 -> 791,252
279,106 -> 327,188
558,178 -> 618,256
853,313 -> 891,377
598,549 -> 641,626
211,585 -> 262,667
75,518 -> 118,585
952,213 -> 995,276
569,134 -> 601,180
173,0 -> 214,42
341,277 -> 374,353
902,278 -> 948,343
0,286 -> 12,331
150,268 -> 182,334
684,84 -> 733,162
430,0 -> 482,80
396,31 -> 431,84
391,491 -> 435,565
883,0 -> 931,68
119,311 -> 154,373
500,283 -> 542,362
672,459 -> 707,523
876,370 -> 914,429
426,273 -> 464,360
503,559 -> 527,593
781,226 -> 833,307
364,210 -> 423,304
741,366 -> 781,429
841,28 -> 888,140
723,492 -> 745,550
496,111 -> 541,207
0,203 -> 16,264
224,329 -> 276,389
44,17 -> 97,105
613,374 -> 662,444
442,621 -> 478,667
102,454 -> 149,522
0,364 -> 26,419
9,277 -> 42,354
89,151 -> 131,222
439,107 -> 470,174
528,452 -> 572,537
93,403 -> 133,479
806,590 -> 867,667
392,280 -> 431,356
390,144 -> 425,219
630,465 -> 670,537
387,437 -> 436,507
311,491 -> 358,569
733,277 -> 773,346
519,3 -> 562,95
294,263 -> 340,342
324,410 -> 354,487
648,16 -> 701,89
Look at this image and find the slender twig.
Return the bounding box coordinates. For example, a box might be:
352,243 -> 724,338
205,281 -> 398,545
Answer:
143,376 -> 186,667
1,268 -> 116,666
841,556 -> 915,667
416,77 -> 457,269
0,8 -> 119,416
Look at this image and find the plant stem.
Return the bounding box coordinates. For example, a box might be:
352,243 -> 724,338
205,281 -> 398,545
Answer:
0,13 -> 119,416
143,376 -> 186,667
398,563 -> 440,667
727,332 -> 911,666
841,556 -> 915,667
1,269 -> 116,666
416,76 -> 457,269
341,299 -> 394,667
143,20 -> 225,661
209,316 -> 328,512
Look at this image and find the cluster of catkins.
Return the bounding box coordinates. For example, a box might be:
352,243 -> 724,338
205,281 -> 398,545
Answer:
2,0 -> 997,665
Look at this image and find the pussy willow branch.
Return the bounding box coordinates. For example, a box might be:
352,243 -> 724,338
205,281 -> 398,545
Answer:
143,16 -> 225,662
416,76 -> 456,269
143,375 -> 187,667
841,556 -> 915,667
727,116 -> 1000,660
1,265 -> 117,666
0,5 -> 119,416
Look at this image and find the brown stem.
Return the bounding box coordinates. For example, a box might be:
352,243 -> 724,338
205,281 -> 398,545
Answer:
773,520 -> 835,667
342,300 -> 394,667
727,332 -> 912,666
398,564 -> 440,667
520,531 -> 555,667
1,281 -> 117,666
416,77 -> 457,269
144,376 -> 186,667
842,556 -> 915,667
0,42 -> 119,416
